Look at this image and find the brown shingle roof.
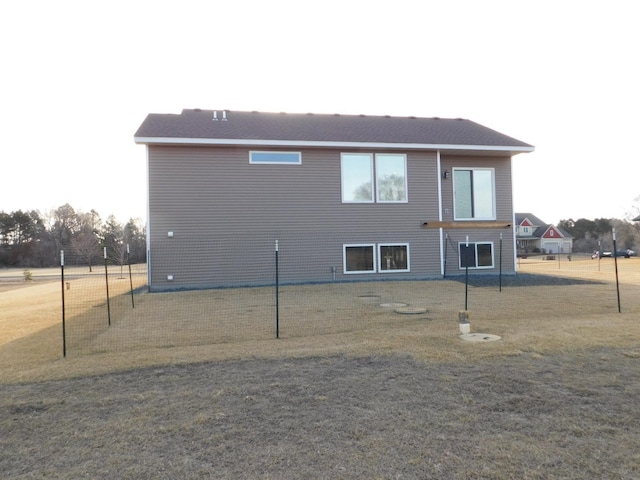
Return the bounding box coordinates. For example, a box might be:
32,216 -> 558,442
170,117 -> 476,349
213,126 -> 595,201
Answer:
134,109 -> 534,154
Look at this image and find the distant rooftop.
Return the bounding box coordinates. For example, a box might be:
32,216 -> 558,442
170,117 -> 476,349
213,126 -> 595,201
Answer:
135,109 -> 534,155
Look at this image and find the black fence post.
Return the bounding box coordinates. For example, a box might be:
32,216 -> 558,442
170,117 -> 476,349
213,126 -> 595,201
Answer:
443,233 -> 448,278
127,244 -> 135,308
104,247 -> 111,326
464,236 -> 470,310
613,228 -> 621,313
275,240 -> 280,339
499,232 -> 503,292
61,250 -> 66,358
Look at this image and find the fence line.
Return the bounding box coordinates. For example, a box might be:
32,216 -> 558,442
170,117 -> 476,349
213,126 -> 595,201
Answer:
52,238 -> 640,357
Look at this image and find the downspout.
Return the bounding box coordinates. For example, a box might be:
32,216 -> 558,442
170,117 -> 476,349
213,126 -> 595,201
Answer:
509,156 -> 518,272
436,150 -> 445,276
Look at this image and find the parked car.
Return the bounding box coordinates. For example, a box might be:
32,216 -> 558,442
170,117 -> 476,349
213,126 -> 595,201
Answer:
594,249 -> 635,258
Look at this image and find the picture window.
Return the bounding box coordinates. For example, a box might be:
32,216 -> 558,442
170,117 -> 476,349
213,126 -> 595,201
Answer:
341,153 -> 407,203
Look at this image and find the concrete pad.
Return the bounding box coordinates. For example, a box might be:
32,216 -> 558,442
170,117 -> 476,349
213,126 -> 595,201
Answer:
394,306 -> 428,314
460,333 -> 501,342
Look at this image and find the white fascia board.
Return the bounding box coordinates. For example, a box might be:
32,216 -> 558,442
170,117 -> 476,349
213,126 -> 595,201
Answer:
134,136 -> 535,153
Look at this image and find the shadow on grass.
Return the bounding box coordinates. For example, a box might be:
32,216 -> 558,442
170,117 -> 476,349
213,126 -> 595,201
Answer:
447,273 -> 605,287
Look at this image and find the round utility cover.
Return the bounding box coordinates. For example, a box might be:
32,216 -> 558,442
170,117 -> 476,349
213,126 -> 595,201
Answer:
380,302 -> 408,308
394,306 -> 428,314
460,333 -> 501,342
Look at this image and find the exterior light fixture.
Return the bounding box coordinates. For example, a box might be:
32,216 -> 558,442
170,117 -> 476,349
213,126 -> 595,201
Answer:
443,170 -> 450,180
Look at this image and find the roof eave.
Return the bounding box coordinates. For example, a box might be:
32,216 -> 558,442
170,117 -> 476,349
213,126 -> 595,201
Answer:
134,136 -> 535,155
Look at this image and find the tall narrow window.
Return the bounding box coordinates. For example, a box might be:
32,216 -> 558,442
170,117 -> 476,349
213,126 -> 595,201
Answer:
453,168 -> 495,220
341,154 -> 374,203
376,154 -> 407,202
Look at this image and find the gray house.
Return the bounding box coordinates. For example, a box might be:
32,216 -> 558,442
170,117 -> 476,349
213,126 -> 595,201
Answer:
134,109 -> 533,291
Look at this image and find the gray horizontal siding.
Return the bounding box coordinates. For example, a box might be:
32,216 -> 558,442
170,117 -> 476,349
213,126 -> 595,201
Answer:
147,145 -> 513,289
440,155 -> 515,275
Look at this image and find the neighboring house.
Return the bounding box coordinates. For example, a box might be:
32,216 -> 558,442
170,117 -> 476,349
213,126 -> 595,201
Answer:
134,109 -> 534,291
515,213 -> 573,255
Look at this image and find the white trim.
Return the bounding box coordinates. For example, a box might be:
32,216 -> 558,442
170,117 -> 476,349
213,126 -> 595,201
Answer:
437,151 -> 445,275
134,136 -> 534,154
145,145 -> 151,287
378,243 -> 410,273
343,243 -> 376,274
249,150 -> 302,164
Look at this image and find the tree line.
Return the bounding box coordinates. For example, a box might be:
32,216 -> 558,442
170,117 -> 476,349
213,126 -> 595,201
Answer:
557,217 -> 640,253
0,204 -> 145,269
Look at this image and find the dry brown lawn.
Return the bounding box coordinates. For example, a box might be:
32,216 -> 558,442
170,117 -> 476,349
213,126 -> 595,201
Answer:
1,255 -> 639,383
1,255 -> 639,479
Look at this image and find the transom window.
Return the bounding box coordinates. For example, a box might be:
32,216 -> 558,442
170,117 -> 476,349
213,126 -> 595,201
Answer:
343,243 -> 410,274
341,153 -> 407,203
453,168 -> 495,220
458,242 -> 494,269
250,151 -> 301,164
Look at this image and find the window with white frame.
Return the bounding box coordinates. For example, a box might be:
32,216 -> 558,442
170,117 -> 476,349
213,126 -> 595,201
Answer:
458,242 -> 494,269
250,151 -> 301,164
341,153 -> 407,203
453,168 -> 495,220
343,243 -> 410,274
341,154 -> 373,202
378,244 -> 409,272
376,154 -> 407,202
343,244 -> 376,273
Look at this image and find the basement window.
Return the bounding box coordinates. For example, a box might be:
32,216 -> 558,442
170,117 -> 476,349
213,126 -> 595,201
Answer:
343,244 -> 375,274
378,244 -> 409,272
250,151 -> 301,164
459,242 -> 494,269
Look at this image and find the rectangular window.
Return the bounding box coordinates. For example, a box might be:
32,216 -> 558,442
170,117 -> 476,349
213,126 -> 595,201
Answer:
341,153 -> 407,203
376,154 -> 407,202
341,154 -> 374,202
343,244 -> 375,274
459,242 -> 494,269
250,151 -> 301,164
453,168 -> 495,220
378,244 -> 409,272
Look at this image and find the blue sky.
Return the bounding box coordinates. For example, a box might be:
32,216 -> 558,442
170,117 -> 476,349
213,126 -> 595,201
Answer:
2,0 -> 638,225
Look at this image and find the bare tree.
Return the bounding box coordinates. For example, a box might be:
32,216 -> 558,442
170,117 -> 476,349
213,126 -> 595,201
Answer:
71,232 -> 100,272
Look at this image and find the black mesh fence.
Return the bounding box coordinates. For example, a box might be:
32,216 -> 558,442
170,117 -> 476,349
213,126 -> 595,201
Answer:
44,236 -> 640,356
